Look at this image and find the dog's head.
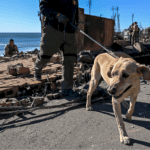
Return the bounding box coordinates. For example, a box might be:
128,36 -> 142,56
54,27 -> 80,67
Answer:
107,57 -> 150,99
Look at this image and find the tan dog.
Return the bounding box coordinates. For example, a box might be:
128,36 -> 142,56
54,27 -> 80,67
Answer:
86,52 -> 150,145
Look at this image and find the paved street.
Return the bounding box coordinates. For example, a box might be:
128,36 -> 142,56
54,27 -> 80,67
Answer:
0,80 -> 150,149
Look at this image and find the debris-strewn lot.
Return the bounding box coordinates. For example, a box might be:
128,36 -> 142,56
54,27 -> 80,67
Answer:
0,49 -> 97,107
0,79 -> 150,149
0,48 -> 150,149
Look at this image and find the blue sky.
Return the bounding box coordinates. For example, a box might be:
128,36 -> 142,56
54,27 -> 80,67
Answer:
0,0 -> 150,32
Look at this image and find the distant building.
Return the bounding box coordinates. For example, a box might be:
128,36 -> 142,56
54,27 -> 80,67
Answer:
123,29 -> 130,40
141,27 -> 150,39
141,27 -> 150,35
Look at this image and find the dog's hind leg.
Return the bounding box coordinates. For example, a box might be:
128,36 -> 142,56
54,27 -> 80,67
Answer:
86,61 -> 101,111
126,95 -> 137,121
112,97 -> 131,145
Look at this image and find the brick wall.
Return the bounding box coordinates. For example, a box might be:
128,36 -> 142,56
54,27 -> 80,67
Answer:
76,8 -> 115,52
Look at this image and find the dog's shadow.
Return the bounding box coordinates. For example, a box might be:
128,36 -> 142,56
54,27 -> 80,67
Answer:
92,98 -> 150,129
91,97 -> 150,146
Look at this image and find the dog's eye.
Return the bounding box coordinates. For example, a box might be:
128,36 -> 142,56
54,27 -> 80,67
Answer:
112,73 -> 115,76
122,73 -> 129,78
112,72 -> 118,77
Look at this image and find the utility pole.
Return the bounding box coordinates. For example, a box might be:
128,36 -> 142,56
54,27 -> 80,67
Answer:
116,7 -> 118,32
112,6 -> 114,19
118,14 -> 120,32
116,7 -> 120,32
132,13 -> 134,24
89,0 -> 91,15
114,13 -> 117,32
112,6 -> 115,33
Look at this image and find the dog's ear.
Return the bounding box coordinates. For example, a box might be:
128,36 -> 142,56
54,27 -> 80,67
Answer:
107,65 -> 114,78
136,64 -> 150,80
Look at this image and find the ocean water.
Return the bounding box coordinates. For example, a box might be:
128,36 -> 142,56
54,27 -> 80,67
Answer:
0,33 -> 41,56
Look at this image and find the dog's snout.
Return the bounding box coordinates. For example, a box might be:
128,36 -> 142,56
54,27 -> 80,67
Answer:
108,87 -> 117,95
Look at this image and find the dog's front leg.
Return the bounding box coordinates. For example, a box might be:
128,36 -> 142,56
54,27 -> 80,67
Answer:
86,61 -> 101,111
86,79 -> 99,111
126,95 -> 137,121
112,97 -> 131,145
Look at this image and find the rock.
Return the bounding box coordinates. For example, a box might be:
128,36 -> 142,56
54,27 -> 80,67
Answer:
79,89 -> 88,95
16,63 -> 24,68
133,43 -> 148,53
32,48 -> 39,54
53,93 -> 59,99
22,90 -> 26,95
20,99 -> 27,106
53,92 -> 63,99
20,51 -> 24,55
5,102 -> 12,106
51,83 -> 56,91
56,79 -> 63,87
32,56 -> 37,62
50,54 -> 61,63
7,65 -> 17,76
47,93 -> 53,99
16,66 -> 30,75
7,63 -> 27,76
79,50 -> 93,57
110,42 -> 122,51
78,55 -> 94,63
12,101 -> 20,106
56,74 -> 62,80
76,63 -> 85,73
49,75 -> 57,82
0,101 -> 5,106
7,98 -> 18,102
74,67 -> 80,73
32,97 -> 44,106
28,80 -> 42,92
17,91 -> 22,96
0,98 -> 8,103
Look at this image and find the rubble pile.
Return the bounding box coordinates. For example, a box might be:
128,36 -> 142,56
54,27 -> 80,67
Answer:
0,50 -> 98,110
7,63 -> 30,76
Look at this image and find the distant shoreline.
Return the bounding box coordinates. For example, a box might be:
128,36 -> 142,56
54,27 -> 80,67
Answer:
0,32 -> 41,33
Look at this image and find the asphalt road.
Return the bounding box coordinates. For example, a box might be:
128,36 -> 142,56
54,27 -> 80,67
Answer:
0,80 -> 150,149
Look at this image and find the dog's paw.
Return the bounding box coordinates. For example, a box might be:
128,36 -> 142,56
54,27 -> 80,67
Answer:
126,113 -> 132,121
86,107 -> 93,111
120,136 -> 131,145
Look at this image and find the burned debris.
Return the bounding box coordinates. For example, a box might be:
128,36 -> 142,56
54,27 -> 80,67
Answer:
0,49 -> 110,114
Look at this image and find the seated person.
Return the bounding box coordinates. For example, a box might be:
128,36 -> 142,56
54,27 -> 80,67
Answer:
4,39 -> 19,57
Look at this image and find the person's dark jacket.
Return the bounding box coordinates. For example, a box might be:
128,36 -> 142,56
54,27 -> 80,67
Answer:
40,0 -> 79,33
